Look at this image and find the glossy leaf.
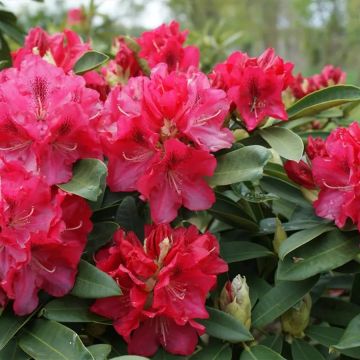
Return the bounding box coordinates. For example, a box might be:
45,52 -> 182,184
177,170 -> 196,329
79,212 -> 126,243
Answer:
260,334 -> 283,353
74,51 -> 109,74
0,338 -> 30,360
190,341 -> 231,360
291,339 -> 325,360
259,127 -> 304,161
198,307 -> 253,343
252,276 -> 318,327
240,345 -> 285,360
18,319 -> 93,360
208,145 -> 271,186
278,224 -> 334,260
287,85 -> 360,120
59,159 -> 107,202
276,230 -> 359,281
70,260 -> 121,298
221,241 -> 273,263
42,296 -> 110,324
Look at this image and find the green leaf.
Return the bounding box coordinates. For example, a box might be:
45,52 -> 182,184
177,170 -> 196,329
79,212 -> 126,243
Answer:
306,325 -> 360,359
198,307 -> 253,343
74,51 -> 109,74
152,348 -> 186,359
240,345 -> 285,360
58,159 -> 107,202
18,319 -> 93,360
334,313 -> 360,350
276,230 -> 360,281
70,260 -> 121,298
259,127 -> 304,161
291,339 -> 325,360
278,224 -> 334,260
260,334 -> 283,353
252,276 -> 318,328
190,341 -> 231,359
287,85 -> 360,120
0,307 -> 34,351
0,338 -> 30,360
109,357 -> 149,360
208,145 -> 271,186
87,344 -> 112,360
0,32 -> 11,65
115,196 -> 144,239
42,296 -> 110,324
209,193 -> 258,231
311,297 -> 360,327
221,241 -> 273,263
84,221 -> 119,259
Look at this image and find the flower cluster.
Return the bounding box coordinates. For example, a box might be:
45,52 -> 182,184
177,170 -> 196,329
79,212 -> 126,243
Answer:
91,224 -> 227,356
211,48 -> 294,131
12,27 -> 90,73
290,65 -> 346,99
0,161 -> 92,315
102,63 -> 233,223
0,55 -> 102,185
285,123 -> 360,229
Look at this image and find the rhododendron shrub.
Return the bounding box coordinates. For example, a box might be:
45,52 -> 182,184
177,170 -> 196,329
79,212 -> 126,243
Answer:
0,16 -> 360,360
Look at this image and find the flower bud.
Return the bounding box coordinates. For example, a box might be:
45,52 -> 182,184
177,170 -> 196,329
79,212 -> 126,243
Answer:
219,275 -> 251,329
273,218 -> 287,255
281,293 -> 312,338
233,129 -> 249,141
300,187 -> 319,203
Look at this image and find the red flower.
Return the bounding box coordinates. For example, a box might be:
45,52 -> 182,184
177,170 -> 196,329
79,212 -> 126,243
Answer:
12,27 -> 90,73
102,64 -> 232,223
137,21 -> 200,72
284,160 -> 315,189
83,70 -> 109,101
211,49 -> 293,131
0,55 -> 102,185
0,162 -> 92,315
67,8 -> 86,26
90,224 -> 227,356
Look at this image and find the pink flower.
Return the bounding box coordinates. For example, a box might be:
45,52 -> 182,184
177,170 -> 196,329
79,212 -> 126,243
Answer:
211,49 -> 293,131
12,27 -> 90,73
101,64 -> 233,222
290,65 -> 346,99
284,160 -> 315,189
0,55 -> 102,185
0,161 -> 92,315
83,70 -> 109,101
137,21 -> 200,72
67,8 -> 86,26
90,224 -> 228,356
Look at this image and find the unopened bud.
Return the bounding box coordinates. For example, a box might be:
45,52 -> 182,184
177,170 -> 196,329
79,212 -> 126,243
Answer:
219,275 -> 251,329
273,218 -> 287,255
281,293 -> 312,338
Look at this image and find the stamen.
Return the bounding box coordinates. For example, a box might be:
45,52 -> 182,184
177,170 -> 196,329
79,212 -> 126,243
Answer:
167,280 -> 187,301
54,142 -> 78,151
0,141 -> 32,152
323,181 -> 353,191
33,257 -> 57,273
196,109 -> 222,124
117,104 -> 131,117
64,221 -> 83,231
11,207 -> 35,226
122,151 -> 149,162
152,40 -> 161,53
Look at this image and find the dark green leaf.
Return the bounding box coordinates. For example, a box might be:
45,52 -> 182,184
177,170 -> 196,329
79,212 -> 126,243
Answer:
276,230 -> 360,281
278,224 -> 334,260
87,344 -> 112,360
221,241 -> 273,263
115,196 -> 144,239
152,348 -> 186,359
58,159 -> 107,202
0,32 -> 11,65
0,338 -> 30,360
109,357 -> 149,360
260,334 -> 283,353
74,51 -> 109,74
240,345 -> 285,360
198,307 -> 253,343
70,260 -> 121,298
252,276 -> 318,328
42,296 -> 110,324
291,339 -> 325,360
259,127 -> 304,161
334,313 -> 360,350
0,20 -> 24,44
190,340 -> 231,359
208,145 -> 271,186
0,307 -> 33,351
287,85 -> 360,120
84,221 -> 119,259
351,273 -> 360,306
19,319 -> 93,360
209,193 -> 258,231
